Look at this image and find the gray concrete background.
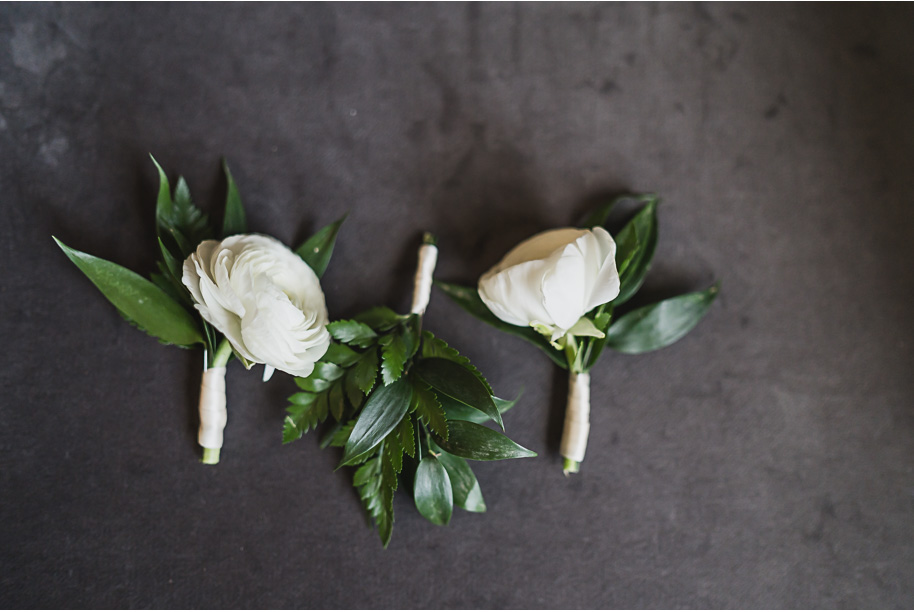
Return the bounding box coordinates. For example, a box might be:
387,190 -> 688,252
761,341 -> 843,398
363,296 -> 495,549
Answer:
2,3 -> 914,607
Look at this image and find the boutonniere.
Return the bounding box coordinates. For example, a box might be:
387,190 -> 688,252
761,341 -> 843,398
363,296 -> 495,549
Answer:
439,194 -> 718,474
54,157 -> 343,464
284,234 -> 536,547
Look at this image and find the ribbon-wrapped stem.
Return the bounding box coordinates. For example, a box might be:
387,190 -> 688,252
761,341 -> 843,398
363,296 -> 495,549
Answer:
560,370 -> 591,475
411,232 -> 438,316
199,338 -> 233,464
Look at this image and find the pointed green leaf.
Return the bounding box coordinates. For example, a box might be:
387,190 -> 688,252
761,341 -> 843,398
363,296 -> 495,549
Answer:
409,380 -> 448,440
414,358 -> 503,430
322,343 -> 361,367
151,155 -> 174,237
433,447 -> 486,512
327,320 -> 377,347
613,199 -> 658,306
351,348 -> 379,395
605,283 -> 719,354
221,160 -> 247,237
55,238 -> 202,347
353,306 -> 405,331
381,333 -> 407,385
341,379 -> 412,465
432,421 -> 536,461
295,215 -> 346,278
329,382 -> 345,421
399,417 -> 416,458
438,393 -> 519,425
414,456 -> 453,526
435,282 -> 568,369
420,331 -> 493,395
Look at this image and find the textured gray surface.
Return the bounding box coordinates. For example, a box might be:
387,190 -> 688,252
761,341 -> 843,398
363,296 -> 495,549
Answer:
2,2 -> 914,608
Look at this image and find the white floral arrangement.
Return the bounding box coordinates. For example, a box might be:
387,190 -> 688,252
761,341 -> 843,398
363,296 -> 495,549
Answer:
439,194 -> 719,474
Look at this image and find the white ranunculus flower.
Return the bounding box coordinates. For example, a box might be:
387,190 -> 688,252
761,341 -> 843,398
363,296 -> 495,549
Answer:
182,234 -> 331,378
478,227 -> 620,343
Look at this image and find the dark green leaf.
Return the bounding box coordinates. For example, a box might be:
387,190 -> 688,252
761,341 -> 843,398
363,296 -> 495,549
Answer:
221,160 -> 247,237
605,283 -> 719,354
54,238 -> 203,347
344,370 -> 365,409
329,382 -> 345,421
409,380 -> 448,440
354,456 -> 396,547
295,215 -> 346,278
283,393 -> 330,443
414,358 -> 503,430
341,379 -> 412,465
381,333 -> 407,385
432,421 -> 537,461
384,429 -> 404,474
354,306 -> 406,331
313,362 -> 344,382
420,331 -> 493,395
612,222 -> 640,278
399,417 -> 416,458
328,320 -> 377,348
295,376 -> 333,393
433,447 -> 486,512
435,282 -> 568,369
326,420 -> 354,448
288,392 -> 317,405
351,348 -> 379,395
322,343 -> 361,367
439,393 -> 519,424
613,199 -> 658,306
414,456 -> 453,526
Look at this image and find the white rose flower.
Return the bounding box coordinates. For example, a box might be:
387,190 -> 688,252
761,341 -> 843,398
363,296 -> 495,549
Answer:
478,227 -> 620,343
182,234 -> 331,378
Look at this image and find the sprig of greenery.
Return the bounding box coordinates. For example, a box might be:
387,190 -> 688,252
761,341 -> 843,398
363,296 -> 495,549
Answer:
285,316 -> 533,547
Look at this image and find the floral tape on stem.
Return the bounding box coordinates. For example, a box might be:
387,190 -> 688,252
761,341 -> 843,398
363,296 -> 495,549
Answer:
198,366 -> 227,464
411,238 -> 438,316
560,370 -> 590,474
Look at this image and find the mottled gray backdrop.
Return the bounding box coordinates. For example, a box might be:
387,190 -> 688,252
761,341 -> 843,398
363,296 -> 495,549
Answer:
2,3 -> 913,608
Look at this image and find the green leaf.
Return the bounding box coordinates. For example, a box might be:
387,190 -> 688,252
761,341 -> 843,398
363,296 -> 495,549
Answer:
432,421 -> 537,461
433,447 -> 486,512
580,193 -> 657,230
612,222 -> 640,278
435,282 -> 568,369
605,283 -> 719,354
413,456 -> 453,526
354,456 -> 396,547
283,393 -> 330,443
295,215 -> 346,278
54,238 -> 203,347
351,348 -> 379,395
312,361 -> 345,382
295,376 -> 333,393
409,380 -> 448,440
321,343 -> 361,367
399,417 -> 416,458
328,382 -> 345,421
420,331 -> 493,395
381,333 -> 407,385
414,358 -> 503,430
341,379 -> 412,465
439,393 -> 519,425
326,420 -> 354,448
613,199 -> 658,306
170,176 -> 212,251
344,370 -> 365,410
328,320 -> 377,348
221,159 -> 247,237
354,306 -> 406,331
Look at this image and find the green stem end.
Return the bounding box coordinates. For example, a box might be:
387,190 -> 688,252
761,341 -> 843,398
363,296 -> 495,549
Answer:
202,447 -> 221,465
562,458 -> 580,476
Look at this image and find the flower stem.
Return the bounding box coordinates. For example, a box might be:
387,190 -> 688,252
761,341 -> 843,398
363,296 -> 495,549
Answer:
211,338 -> 233,368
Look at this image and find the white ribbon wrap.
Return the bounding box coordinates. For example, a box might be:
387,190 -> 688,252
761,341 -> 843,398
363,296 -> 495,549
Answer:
411,243 -> 438,315
560,371 -> 591,463
198,366 -> 227,451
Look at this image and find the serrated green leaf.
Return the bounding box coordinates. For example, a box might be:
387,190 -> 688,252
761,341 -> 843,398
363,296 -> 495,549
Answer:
283,393 -> 330,443
409,380 -> 448,440
606,283 -> 719,354
399,417 -> 416,458
221,159 -> 247,237
329,382 -> 345,421
415,358 -> 503,430
432,421 -> 537,461
433,446 -> 486,512
353,306 -> 406,331
384,429 -> 404,474
381,333 -> 407,385
613,199 -> 658,306
414,456 -> 453,526
353,461 -> 375,486
295,376 -> 334,393
288,392 -> 317,405
341,379 -> 412,466
327,420 -> 354,448
170,176 -> 212,251
420,331 -> 493,395
344,369 -> 365,409
55,238 -> 203,347
313,361 -> 345,382
328,320 -> 377,347
149,270 -> 186,305
295,215 -> 346,278
351,348 -> 379,395
435,282 -> 568,369
353,456 -> 396,547
322,343 -> 361,367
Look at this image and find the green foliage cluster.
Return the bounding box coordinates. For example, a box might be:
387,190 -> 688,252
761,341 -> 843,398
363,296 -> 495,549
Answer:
438,194 -> 719,373
284,309 -> 535,547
